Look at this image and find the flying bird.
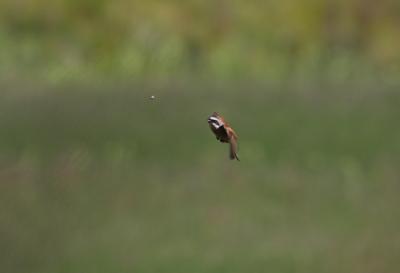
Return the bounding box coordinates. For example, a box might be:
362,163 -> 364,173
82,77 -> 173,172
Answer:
207,112 -> 239,161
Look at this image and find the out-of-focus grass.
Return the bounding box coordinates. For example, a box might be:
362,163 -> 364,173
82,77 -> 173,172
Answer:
0,83 -> 399,273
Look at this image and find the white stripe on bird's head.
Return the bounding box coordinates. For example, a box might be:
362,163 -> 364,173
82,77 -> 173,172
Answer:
208,116 -> 222,128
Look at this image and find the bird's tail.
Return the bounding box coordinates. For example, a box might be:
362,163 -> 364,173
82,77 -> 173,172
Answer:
229,140 -> 240,161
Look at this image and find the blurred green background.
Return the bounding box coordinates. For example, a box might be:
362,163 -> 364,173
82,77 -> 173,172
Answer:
1,0 -> 400,83
1,1 -> 400,273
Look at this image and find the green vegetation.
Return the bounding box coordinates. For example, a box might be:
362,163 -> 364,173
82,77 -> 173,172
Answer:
1,0 -> 400,82
1,83 -> 399,273
1,1 -> 400,272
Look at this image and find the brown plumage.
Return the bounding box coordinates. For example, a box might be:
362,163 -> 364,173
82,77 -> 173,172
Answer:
207,112 -> 239,161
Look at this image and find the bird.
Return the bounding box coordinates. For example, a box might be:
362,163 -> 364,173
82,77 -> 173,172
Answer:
207,112 -> 239,161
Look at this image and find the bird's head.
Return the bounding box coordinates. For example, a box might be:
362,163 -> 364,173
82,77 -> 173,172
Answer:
208,113 -> 223,129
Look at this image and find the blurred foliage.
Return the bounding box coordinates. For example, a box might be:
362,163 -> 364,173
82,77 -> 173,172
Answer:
0,83 -> 400,273
1,2 -> 399,271
1,0 -> 400,83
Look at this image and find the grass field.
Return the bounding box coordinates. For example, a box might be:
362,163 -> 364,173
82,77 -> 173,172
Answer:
1,82 -> 399,273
